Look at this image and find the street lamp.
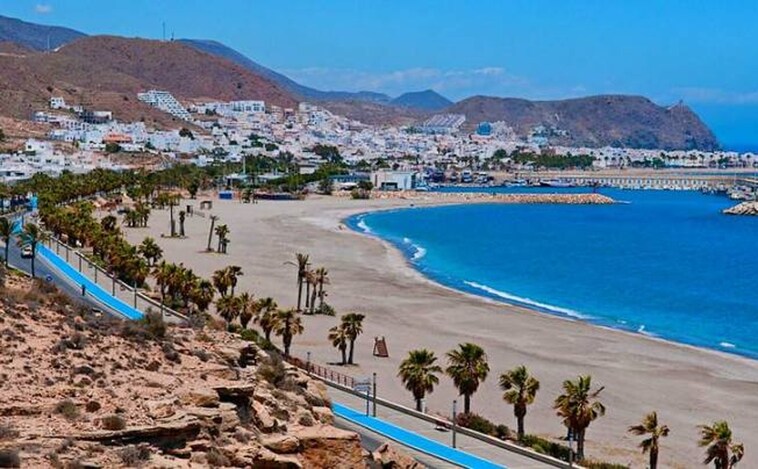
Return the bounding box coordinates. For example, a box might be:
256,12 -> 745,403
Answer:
452,399 -> 457,449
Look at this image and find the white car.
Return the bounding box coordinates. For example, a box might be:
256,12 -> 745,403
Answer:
20,245 -> 33,258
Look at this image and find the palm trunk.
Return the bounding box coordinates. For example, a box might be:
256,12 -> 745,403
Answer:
318,282 -> 324,308
304,281 -> 310,309
206,219 -> 216,251
348,339 -> 355,364
283,333 -> 291,357
415,398 -> 423,412
31,253 -> 35,277
296,277 -> 303,312
650,449 -> 658,469
577,429 -> 585,460
4,244 -> 8,267
463,394 -> 471,414
264,327 -> 272,342
169,204 -> 175,237
517,416 -> 525,440
309,288 -> 317,314
340,346 -> 346,365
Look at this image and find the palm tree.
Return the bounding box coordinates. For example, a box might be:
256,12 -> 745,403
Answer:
398,349 -> 442,412
628,411 -> 669,469
255,297 -> 278,341
238,292 -> 255,329
553,375 -> 606,460
328,324 -> 349,365
191,279 -> 215,313
314,266 -> 329,312
226,265 -> 243,295
445,343 -> 489,414
341,313 -> 365,365
216,294 -> 241,326
499,365 -> 540,440
212,267 -> 232,297
273,308 -> 303,357
286,253 -> 309,312
215,224 -> 230,254
18,223 -> 47,277
167,194 -> 179,237
0,217 -> 15,268
698,421 -> 744,469
138,237 -> 163,266
206,215 -> 218,252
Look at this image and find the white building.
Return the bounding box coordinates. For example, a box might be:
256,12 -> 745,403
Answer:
50,97 -> 67,109
137,90 -> 191,120
371,170 -> 418,190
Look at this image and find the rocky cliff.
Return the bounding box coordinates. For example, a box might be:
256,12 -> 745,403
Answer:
0,273 -> 416,468
447,95 -> 720,151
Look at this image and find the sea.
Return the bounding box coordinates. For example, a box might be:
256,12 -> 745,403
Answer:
346,188 -> 758,359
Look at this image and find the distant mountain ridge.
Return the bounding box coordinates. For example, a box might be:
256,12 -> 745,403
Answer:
0,15 -> 85,51
179,39 -> 393,103
391,90 -> 453,110
447,95 -> 720,150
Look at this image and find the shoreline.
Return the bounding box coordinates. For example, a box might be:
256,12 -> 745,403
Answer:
340,206 -> 758,366
121,194 -> 758,467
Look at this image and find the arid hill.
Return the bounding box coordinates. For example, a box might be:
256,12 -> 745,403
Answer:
0,35 -> 298,126
446,95 -> 720,150
0,273 -> 418,468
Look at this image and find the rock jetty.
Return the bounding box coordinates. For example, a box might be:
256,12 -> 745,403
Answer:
723,201 -> 758,216
339,190 -> 615,205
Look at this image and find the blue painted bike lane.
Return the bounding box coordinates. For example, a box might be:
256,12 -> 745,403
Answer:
332,402 -> 505,469
37,244 -> 144,320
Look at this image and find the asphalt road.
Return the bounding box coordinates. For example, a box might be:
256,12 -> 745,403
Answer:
3,237 -> 119,317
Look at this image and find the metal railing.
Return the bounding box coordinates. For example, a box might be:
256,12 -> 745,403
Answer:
284,354 -> 578,469
43,236 -> 187,323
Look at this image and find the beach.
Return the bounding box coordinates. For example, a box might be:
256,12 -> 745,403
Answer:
122,194 -> 758,468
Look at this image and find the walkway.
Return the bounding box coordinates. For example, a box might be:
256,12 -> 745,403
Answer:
329,387 -> 551,469
333,401 -> 505,469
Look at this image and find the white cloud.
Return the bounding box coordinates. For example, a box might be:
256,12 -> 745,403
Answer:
672,87 -> 758,105
281,66 -> 529,100
34,4 -> 53,14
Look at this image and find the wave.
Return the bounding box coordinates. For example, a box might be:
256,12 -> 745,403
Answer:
463,281 -> 588,319
356,218 -> 372,234
403,237 -> 427,261
720,342 -> 736,349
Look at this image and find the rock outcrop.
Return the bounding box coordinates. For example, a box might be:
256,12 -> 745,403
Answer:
0,274 -> 417,468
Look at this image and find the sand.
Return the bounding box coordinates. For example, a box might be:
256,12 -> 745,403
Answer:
121,195 -> 758,468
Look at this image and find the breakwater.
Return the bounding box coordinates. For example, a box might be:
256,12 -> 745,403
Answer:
337,190 -> 615,205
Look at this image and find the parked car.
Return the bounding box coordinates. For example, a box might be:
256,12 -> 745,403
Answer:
20,245 -> 33,258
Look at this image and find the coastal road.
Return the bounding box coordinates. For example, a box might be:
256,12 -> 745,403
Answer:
328,387 -> 551,469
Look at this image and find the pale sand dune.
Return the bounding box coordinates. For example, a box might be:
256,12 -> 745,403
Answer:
122,195 -> 758,468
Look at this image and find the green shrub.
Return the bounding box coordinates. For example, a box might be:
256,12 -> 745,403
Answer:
350,188 -> 371,200
257,354 -> 287,386
117,445 -> 151,466
520,434 -> 571,461
239,329 -> 259,342
55,400 -> 79,420
582,460 -> 629,469
101,414 -> 126,431
455,413 -> 496,436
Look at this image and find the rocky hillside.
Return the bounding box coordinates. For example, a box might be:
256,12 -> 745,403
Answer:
391,90 -> 452,111
0,15 -> 85,51
0,35 -> 298,126
447,95 -> 720,150
0,273 -> 414,468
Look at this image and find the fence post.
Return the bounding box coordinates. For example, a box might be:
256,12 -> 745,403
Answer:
78,253 -> 82,272
111,276 -> 116,296
133,282 -> 138,308
372,373 -> 377,417
94,264 -> 97,282
452,399 -> 457,449
65,245 -> 69,262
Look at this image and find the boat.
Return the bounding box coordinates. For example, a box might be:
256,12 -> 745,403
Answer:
540,179 -> 574,188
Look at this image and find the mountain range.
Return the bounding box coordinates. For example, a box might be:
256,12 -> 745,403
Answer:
0,14 -> 720,150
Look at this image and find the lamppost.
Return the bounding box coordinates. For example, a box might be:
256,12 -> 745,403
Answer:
372,372 -> 377,417
452,399 -> 457,449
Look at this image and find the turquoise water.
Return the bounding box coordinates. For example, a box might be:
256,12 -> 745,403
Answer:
347,189 -> 758,359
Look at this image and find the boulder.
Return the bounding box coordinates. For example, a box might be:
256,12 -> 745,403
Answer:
179,391 -> 219,408
252,400 -> 279,433
372,442 -> 425,468
261,434 -> 301,453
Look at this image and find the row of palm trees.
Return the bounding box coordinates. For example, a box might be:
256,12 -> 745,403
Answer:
289,253 -> 331,314
397,344 -> 744,467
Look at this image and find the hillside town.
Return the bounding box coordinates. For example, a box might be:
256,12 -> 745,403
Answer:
1,90 -> 757,187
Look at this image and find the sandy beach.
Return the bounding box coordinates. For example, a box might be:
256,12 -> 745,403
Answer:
121,194 -> 758,468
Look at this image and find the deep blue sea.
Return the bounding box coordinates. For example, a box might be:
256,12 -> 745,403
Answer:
346,188 -> 758,359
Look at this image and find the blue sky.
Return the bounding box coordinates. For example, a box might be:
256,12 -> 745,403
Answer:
3,0 -> 758,149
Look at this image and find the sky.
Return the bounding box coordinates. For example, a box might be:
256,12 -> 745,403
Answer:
2,0 -> 758,149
